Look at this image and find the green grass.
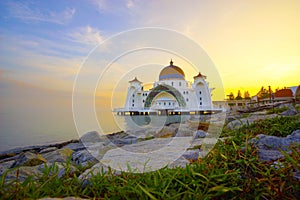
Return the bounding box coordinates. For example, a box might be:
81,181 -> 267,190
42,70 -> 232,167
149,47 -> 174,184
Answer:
1,116 -> 299,199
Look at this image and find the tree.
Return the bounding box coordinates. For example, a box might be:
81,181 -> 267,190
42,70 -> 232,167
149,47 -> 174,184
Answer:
227,92 -> 235,100
257,86 -> 269,99
235,90 -> 242,100
244,91 -> 251,99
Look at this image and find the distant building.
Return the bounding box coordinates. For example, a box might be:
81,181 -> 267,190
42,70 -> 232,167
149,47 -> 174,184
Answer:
115,60 -> 221,115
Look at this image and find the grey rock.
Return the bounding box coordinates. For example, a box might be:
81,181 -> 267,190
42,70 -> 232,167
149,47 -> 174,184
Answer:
43,148 -> 73,163
249,130 -> 300,162
250,130 -> 300,151
38,162 -> 76,179
80,131 -> 107,144
63,142 -> 86,151
0,160 -> 14,175
11,152 -> 47,168
72,149 -> 97,166
193,130 -> 207,139
182,149 -> 200,160
281,109 -> 297,116
39,147 -> 58,154
175,128 -> 193,137
154,126 -> 177,138
4,165 -> 42,182
167,156 -> 189,169
257,149 -> 285,162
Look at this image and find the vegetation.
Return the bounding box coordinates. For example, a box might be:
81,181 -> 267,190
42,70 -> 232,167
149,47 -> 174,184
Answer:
1,116 -> 299,199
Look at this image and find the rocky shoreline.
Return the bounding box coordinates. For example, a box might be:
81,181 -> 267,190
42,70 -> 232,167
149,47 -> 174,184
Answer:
1,105 -> 299,184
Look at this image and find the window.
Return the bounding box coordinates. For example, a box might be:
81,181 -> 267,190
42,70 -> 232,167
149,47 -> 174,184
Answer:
132,94 -> 135,97
171,82 -> 174,86
183,91 -> 185,95
132,104 -> 134,107
200,102 -> 202,105
179,82 -> 182,86
143,100 -> 145,103
199,91 -> 202,95
200,97 -> 202,100
186,91 -> 189,94
132,99 -> 134,103
186,98 -> 189,102
164,102 -> 166,106
169,102 -> 171,105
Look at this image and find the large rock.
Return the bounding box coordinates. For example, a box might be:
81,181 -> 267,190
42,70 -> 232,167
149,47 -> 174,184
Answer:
182,149 -> 200,161
280,109 -> 297,116
43,148 -> 73,163
250,130 -> 300,151
80,131 -> 108,144
4,165 -> 42,182
226,114 -> 278,130
193,130 -> 207,139
175,128 -> 193,137
11,152 -> 47,168
100,137 -> 192,172
154,126 -> 177,138
0,160 -> 14,175
249,130 -> 300,162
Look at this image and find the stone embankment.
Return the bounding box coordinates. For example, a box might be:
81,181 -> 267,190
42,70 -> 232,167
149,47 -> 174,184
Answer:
0,104 -> 299,185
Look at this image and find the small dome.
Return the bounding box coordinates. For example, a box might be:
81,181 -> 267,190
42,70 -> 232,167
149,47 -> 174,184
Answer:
159,60 -> 185,81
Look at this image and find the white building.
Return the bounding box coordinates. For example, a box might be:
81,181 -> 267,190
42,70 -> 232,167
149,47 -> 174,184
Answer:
117,60 -> 218,115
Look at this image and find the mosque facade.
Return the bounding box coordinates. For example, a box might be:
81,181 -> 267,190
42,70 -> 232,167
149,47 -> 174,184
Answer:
117,60 -> 216,115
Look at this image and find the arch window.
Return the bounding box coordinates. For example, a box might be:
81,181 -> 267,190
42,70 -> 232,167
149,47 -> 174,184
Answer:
132,104 -> 134,107
164,102 -> 166,106
183,91 -> 185,95
143,100 -> 145,103
132,99 -> 134,103
186,98 -> 189,102
199,91 -> 202,95
200,97 -> 202,100
179,82 -> 182,87
132,94 -> 135,97
200,102 -> 202,105
169,102 -> 171,105
171,82 -> 174,86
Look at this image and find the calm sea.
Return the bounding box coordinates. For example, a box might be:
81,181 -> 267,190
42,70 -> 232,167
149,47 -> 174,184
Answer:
0,109 -> 199,152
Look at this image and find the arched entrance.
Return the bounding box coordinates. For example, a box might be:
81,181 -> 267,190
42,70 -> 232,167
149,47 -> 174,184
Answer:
144,84 -> 186,108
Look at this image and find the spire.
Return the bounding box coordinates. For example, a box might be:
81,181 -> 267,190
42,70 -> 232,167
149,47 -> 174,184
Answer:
170,59 -> 173,66
129,77 -> 142,83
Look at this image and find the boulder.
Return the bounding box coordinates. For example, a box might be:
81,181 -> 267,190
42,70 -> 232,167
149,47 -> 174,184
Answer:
0,160 -> 14,175
182,149 -> 200,161
280,109 -> 297,116
43,148 -> 73,163
72,149 -> 98,166
39,147 -> 58,154
154,126 -> 177,138
193,130 -> 207,139
80,131 -> 107,144
63,142 -> 86,151
11,152 -> 46,168
175,128 -> 193,137
167,156 -> 189,168
4,165 -> 42,182
249,130 -> 300,162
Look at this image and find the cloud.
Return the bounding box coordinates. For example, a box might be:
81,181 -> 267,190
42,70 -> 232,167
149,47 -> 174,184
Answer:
68,26 -> 104,45
6,1 -> 75,25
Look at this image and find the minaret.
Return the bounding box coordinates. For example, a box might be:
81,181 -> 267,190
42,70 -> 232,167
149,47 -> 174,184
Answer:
193,72 -> 212,109
124,77 -> 142,109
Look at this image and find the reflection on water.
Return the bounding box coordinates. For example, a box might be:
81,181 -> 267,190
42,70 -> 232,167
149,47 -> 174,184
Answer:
114,114 -> 210,132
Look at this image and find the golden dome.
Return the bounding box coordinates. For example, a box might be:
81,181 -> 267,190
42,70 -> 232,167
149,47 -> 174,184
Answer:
159,60 -> 185,81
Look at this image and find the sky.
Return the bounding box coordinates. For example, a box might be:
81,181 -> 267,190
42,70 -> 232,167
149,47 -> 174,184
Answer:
1,0 -> 300,106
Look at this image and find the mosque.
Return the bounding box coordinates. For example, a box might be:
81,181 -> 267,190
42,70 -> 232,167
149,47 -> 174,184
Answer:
115,60 -> 219,115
